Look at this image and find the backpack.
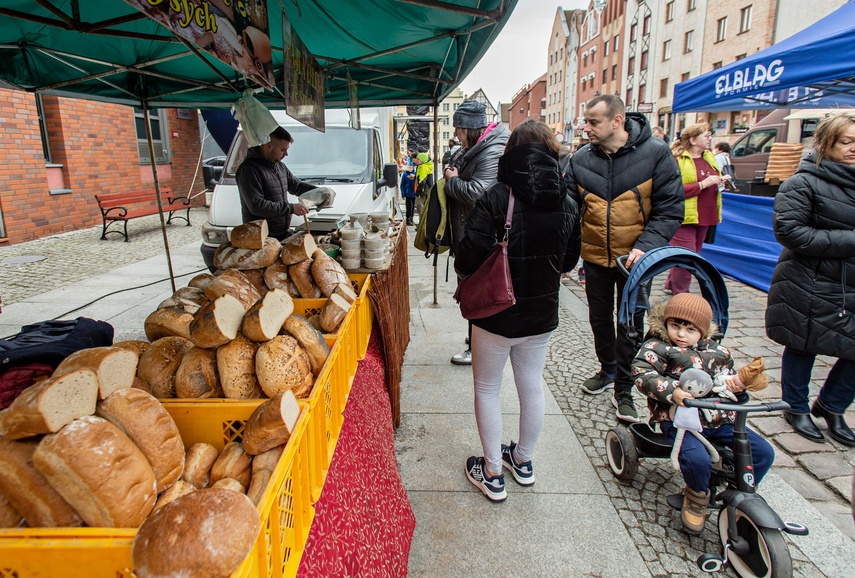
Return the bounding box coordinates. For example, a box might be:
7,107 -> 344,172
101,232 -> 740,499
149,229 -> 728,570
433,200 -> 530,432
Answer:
414,177 -> 453,257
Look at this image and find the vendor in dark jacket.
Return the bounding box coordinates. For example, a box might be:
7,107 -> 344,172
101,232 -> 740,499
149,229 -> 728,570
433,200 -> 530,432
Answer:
236,126 -> 314,240
456,120 -> 580,502
766,111 -> 855,447
563,95 -> 684,424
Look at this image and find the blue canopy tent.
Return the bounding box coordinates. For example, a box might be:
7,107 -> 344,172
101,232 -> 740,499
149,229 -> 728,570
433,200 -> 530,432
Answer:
672,1 -> 855,113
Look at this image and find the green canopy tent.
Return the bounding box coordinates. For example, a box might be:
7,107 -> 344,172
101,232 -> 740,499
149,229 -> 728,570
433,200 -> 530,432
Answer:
0,0 -> 517,287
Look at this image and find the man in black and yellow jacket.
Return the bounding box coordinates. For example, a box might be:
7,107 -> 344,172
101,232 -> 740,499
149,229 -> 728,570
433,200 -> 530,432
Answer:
564,95 -> 683,423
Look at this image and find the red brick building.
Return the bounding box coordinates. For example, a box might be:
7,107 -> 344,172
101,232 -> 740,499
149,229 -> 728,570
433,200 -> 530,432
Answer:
0,88 -> 206,246
509,74 -> 547,130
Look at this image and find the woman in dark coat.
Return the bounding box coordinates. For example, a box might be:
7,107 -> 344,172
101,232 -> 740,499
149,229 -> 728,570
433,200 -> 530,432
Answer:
766,112 -> 855,446
455,120 -> 580,501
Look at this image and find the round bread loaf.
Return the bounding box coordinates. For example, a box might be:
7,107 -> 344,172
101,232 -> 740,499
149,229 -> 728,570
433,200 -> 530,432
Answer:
255,336 -> 313,398
311,249 -> 349,297
230,219 -> 268,250
112,340 -> 150,359
217,335 -> 263,399
281,315 -> 329,375
152,479 -> 196,512
175,347 -> 222,398
242,268 -> 269,297
132,489 -> 260,578
189,294 -> 246,349
137,337 -> 194,398
187,272 -> 215,290
52,346 -> 139,400
214,237 -> 281,270
288,260 -> 322,298
263,262 -> 301,297
0,492 -> 24,528
96,388 -> 185,493
145,307 -> 194,342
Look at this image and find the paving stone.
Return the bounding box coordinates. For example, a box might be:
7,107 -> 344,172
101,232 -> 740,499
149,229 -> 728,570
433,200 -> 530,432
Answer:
775,433 -> 838,454
772,451 -> 798,468
797,453 -> 854,481
750,416 -> 795,436
774,468 -> 837,501
825,475 -> 853,503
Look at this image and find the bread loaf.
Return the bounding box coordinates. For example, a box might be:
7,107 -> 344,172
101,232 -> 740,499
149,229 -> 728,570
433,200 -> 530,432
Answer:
282,315 -> 329,375
137,336 -> 194,398
112,340 -> 150,359
209,442 -> 251,489
251,445 -> 285,476
0,491 -> 24,528
132,489 -> 260,578
217,335 -> 263,399
182,443 -> 219,488
187,272 -> 215,290
189,294 -> 245,349
242,391 -> 301,456
230,219 -> 268,250
246,469 -> 270,506
152,479 -> 196,512
214,237 -> 281,270
175,347 -> 222,398
242,289 -> 294,342
280,231 -> 317,265
33,416 -> 157,527
95,388 -> 185,493
311,249 -> 350,297
255,336 -> 314,398
242,268 -> 269,297
0,436 -> 82,527
289,259 -> 322,298
308,314 -> 323,331
333,282 -> 358,305
320,293 -> 351,333
158,287 -> 209,314
211,477 -> 245,493
263,262 -> 301,297
133,376 -> 152,394
53,346 -> 138,399
145,307 -> 194,342
204,269 -> 262,311
0,369 -> 99,440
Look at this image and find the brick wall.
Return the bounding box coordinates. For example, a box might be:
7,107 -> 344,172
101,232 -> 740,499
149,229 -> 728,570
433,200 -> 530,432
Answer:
0,88 -> 206,245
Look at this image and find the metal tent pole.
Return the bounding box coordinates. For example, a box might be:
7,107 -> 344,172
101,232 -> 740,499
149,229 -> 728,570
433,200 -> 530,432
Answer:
433,95 -> 440,305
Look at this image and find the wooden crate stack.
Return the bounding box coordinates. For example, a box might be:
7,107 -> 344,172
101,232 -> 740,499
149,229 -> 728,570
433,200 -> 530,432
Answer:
765,142 -> 804,183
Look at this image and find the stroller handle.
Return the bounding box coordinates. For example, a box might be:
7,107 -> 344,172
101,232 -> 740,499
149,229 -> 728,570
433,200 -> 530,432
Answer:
616,254 -> 631,278
684,398 -> 791,413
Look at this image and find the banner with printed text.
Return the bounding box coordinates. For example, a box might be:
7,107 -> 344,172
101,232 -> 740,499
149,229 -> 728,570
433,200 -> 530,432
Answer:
282,15 -> 325,131
125,0 -> 274,89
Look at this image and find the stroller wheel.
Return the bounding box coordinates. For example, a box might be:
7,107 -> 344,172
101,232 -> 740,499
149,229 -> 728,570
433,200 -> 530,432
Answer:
605,425 -> 639,480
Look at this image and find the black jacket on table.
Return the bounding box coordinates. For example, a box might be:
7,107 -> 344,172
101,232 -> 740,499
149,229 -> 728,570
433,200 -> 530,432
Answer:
563,113 -> 684,267
236,147 -> 316,240
455,142 -> 581,338
765,151 -> 855,361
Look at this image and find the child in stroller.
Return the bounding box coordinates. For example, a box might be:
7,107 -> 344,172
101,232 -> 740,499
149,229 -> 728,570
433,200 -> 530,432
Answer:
631,292 -> 775,535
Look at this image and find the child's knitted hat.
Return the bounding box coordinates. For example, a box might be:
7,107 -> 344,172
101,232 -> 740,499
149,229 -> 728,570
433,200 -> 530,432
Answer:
664,293 -> 712,335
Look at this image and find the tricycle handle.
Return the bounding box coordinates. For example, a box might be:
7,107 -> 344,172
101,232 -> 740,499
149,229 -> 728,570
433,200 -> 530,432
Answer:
684,398 -> 791,413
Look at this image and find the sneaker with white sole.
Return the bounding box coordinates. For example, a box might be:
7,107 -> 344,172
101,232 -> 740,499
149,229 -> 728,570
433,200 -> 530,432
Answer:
612,393 -> 641,423
580,370 -> 615,395
465,456 -> 506,502
501,441 -> 535,486
451,350 -> 472,365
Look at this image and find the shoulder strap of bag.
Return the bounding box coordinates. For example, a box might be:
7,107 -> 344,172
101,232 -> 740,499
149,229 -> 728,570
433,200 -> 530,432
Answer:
503,188 -> 515,243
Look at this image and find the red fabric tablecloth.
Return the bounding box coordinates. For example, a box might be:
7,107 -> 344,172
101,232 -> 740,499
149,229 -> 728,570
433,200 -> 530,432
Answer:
298,330 -> 415,577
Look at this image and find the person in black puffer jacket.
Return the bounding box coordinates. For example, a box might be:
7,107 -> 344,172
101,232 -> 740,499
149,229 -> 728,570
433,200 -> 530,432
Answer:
455,120 -> 580,502
766,111 -> 855,447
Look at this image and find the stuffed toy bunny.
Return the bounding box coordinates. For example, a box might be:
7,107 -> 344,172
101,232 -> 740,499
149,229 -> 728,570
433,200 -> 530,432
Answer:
670,368 -> 721,472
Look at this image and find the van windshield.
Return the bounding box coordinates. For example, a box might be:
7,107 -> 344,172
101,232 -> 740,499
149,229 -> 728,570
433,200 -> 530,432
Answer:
225,126 -> 371,181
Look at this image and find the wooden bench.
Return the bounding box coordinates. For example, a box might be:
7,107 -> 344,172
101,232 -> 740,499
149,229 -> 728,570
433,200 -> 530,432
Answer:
95,188 -> 192,242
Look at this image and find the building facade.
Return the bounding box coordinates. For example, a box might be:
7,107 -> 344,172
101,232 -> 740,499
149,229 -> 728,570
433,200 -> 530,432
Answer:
546,10 -> 570,135
563,9 -> 586,142
509,74 -> 547,130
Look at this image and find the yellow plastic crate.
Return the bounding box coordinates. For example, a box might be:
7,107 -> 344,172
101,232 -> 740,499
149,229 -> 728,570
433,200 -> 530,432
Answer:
0,401 -> 313,578
348,273 -> 374,361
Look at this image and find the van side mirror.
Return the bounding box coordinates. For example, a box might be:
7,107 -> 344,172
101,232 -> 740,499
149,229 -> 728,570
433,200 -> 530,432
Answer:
377,163 -> 398,189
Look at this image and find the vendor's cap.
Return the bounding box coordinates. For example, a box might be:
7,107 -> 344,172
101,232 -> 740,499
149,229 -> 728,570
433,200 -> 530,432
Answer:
664,293 -> 712,335
453,100 -> 488,129
416,152 -> 430,163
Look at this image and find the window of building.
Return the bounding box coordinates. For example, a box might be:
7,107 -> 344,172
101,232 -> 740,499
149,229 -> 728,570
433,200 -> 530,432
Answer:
614,35 -> 619,52
684,30 -> 694,53
740,6 -> 752,33
549,54 -> 553,66
663,39 -> 671,60
603,69 -> 608,84
592,49 -> 596,63
716,17 -> 727,43
134,107 -> 170,164
626,88 -> 633,107
681,72 -> 691,82
735,53 -> 747,61
612,64 -> 618,81
660,78 -> 669,98
628,56 -> 635,72
630,24 -> 637,42
582,79 -> 587,90
638,83 -> 646,103
666,1 -> 675,22
35,94 -> 52,163
583,54 -> 588,67
587,12 -> 599,38
442,131 -> 450,140
640,50 -> 648,70
519,107 -> 525,113
560,47 -> 563,59
443,117 -> 449,125
559,70 -> 562,82
687,0 -> 696,11
442,103 -> 449,112
643,15 -> 651,35
605,41 -> 609,56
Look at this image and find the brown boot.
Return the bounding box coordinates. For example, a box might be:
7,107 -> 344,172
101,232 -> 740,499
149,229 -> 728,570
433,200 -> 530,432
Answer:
681,486 -> 710,535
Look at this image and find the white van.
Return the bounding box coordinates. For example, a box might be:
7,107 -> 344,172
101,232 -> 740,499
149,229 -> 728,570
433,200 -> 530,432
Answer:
200,108 -> 398,270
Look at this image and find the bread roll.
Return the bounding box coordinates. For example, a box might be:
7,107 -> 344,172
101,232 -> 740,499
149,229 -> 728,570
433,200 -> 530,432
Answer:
320,293 -> 351,333
53,346 -> 139,399
209,442 -> 251,489
204,269 -> 262,311
152,479 -> 196,512
214,237 -> 281,270
211,477 -> 245,493
230,219 -> 268,250
242,391 -> 301,455
333,282 -> 358,305
33,416 -> 157,528
175,347 -> 222,398
132,489 -> 260,578
137,336 -> 194,398
289,259 -> 322,298
251,445 -> 285,476
0,436 -> 81,527
0,491 -> 24,528
189,294 -> 245,349
255,336 -> 313,398
182,443 -> 219,488
217,335 -> 263,399
112,340 -> 150,359
242,289 -> 294,342
280,231 -> 317,265
0,369 -> 99,440
96,388 -> 185,493
311,249 -> 350,297
263,262 -> 301,297
145,307 -> 194,341
187,272 -> 215,290
246,469 -> 270,506
282,314 -> 330,375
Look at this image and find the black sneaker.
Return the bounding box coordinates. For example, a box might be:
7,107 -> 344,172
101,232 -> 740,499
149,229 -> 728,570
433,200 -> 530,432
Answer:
501,441 -> 535,486
611,393 -> 641,424
465,456 -> 507,502
580,370 -> 615,395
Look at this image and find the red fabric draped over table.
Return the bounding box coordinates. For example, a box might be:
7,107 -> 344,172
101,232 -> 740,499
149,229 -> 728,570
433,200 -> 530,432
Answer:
298,330 -> 415,577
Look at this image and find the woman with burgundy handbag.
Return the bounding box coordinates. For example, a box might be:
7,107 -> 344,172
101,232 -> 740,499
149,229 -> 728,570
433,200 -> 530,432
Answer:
455,120 -> 581,502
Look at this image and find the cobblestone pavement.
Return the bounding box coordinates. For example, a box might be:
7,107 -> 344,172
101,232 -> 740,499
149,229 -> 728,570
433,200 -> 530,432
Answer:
0,208 -> 208,306
547,270 -> 853,577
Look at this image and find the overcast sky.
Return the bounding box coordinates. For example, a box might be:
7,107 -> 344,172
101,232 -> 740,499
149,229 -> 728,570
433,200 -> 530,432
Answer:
459,1 -> 588,106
